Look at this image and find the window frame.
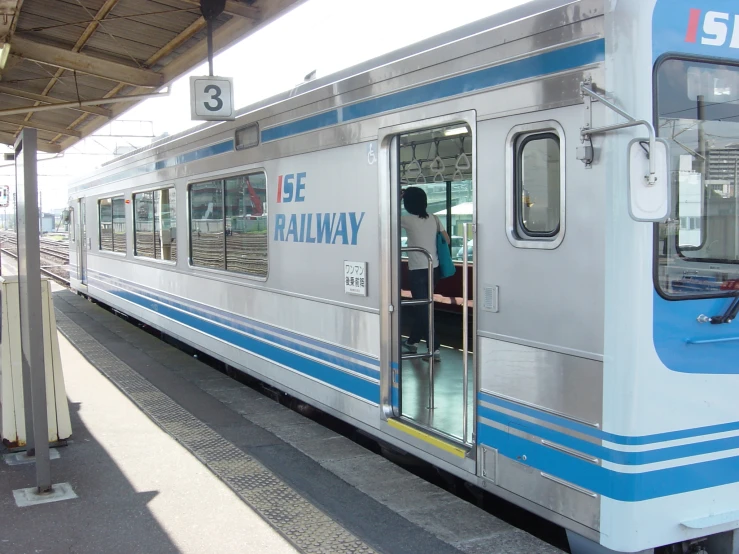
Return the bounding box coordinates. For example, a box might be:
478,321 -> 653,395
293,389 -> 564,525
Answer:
235,123 -> 259,151
187,169 -> 269,281
652,53 -> 739,301
505,120 -> 566,250
98,195 -> 126,255
132,185 -> 178,264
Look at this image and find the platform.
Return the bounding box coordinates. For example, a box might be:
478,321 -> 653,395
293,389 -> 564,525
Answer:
0,289 -> 564,554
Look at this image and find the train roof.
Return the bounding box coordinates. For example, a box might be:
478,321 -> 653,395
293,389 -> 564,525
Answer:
98,0 -> 592,169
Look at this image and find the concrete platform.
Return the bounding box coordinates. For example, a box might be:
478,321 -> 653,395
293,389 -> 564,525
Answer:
0,289 -> 565,553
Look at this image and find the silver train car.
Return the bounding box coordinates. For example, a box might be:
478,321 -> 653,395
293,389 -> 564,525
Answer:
68,1 -> 739,552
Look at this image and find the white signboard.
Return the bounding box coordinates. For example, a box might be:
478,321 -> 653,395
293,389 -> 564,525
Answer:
190,76 -> 235,121
344,261 -> 367,296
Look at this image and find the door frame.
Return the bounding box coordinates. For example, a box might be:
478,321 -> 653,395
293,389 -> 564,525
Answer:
378,110 -> 478,447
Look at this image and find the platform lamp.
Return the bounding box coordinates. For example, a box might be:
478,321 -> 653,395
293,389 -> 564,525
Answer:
0,43 -> 10,71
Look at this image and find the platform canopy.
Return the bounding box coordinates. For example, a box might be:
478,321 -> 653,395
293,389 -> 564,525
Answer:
0,0 -> 304,154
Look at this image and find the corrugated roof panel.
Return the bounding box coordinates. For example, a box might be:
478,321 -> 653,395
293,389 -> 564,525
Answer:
0,0 -> 307,152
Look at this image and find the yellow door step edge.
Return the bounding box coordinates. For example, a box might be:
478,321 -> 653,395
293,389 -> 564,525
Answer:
387,418 -> 467,458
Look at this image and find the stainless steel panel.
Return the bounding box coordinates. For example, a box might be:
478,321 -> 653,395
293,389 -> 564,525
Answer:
480,337 -> 603,427
476,104 -> 606,358
496,451 -> 600,531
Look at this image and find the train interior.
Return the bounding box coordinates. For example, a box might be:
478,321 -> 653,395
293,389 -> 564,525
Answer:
397,123 -> 474,443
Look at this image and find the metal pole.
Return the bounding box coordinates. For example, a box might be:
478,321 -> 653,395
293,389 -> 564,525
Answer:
15,129 -> 51,493
207,19 -> 214,77
427,254 -> 434,410
445,180 -> 452,250
735,159 -> 738,259
462,222 -> 470,443
698,95 -> 706,175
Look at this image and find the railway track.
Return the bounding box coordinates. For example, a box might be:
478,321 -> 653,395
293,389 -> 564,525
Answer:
0,231 -> 70,286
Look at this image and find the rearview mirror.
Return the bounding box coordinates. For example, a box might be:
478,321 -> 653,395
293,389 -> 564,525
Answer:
628,138 -> 670,222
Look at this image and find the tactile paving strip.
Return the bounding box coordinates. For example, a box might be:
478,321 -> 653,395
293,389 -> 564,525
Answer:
56,309 -> 377,554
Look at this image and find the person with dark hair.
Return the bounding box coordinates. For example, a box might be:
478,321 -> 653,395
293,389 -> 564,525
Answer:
400,186 -> 450,361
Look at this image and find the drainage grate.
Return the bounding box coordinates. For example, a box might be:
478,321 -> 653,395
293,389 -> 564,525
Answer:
55,309 -> 376,554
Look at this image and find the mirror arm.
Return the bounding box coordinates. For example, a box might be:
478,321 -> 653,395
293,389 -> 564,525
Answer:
581,83 -> 657,185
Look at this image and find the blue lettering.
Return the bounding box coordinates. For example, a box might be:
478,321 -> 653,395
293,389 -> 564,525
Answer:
332,213 -> 348,244
349,212 -> 365,246
317,213 -> 335,243
286,214 -> 299,242
296,172 -> 306,202
274,214 -> 286,241
275,211 -> 365,244
305,213 -> 316,243
283,174 -> 295,202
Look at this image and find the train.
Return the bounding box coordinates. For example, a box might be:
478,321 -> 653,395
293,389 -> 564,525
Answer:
67,1 -> 739,552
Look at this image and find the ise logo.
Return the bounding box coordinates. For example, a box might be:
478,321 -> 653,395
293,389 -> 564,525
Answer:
686,9 -> 739,47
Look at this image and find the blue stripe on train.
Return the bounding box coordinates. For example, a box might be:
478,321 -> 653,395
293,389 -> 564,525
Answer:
477,422 -> 739,501
480,392 -> 739,446
88,277 -> 380,403
261,39 -> 605,142
478,404 -> 739,465
88,269 -> 380,373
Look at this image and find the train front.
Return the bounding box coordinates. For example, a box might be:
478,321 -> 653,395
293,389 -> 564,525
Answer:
599,1 -> 739,552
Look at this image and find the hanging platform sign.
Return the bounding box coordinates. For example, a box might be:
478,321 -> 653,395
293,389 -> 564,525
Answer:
190,76 -> 235,121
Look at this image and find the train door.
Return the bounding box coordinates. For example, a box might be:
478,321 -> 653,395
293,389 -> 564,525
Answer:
380,113 -> 476,449
78,199 -> 87,286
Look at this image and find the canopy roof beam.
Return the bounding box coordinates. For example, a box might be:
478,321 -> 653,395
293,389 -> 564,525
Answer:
12,34 -> 164,87
0,116 -> 81,137
0,130 -> 59,153
0,84 -> 112,118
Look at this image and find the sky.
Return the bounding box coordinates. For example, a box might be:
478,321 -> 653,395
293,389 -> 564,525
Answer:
0,0 -> 531,212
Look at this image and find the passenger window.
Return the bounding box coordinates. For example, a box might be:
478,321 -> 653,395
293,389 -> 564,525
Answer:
99,197 -> 126,252
134,187 -> 177,262
99,198 -> 112,251
515,133 -> 561,238
225,174 -> 268,275
189,172 -> 268,277
113,197 -> 126,253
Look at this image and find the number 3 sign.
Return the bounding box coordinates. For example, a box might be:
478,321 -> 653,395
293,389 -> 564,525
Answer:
190,76 -> 235,121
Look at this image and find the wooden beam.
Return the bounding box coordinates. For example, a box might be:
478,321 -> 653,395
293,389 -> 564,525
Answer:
0,84 -> 112,118
146,16 -> 206,68
12,35 -> 164,87
177,0 -> 260,19
0,130 -> 60,153
161,15 -> 256,82
31,0 -> 121,99
74,0 -> 120,51
0,115 -> 81,137
51,16 -> 213,143
22,0 -> 121,130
